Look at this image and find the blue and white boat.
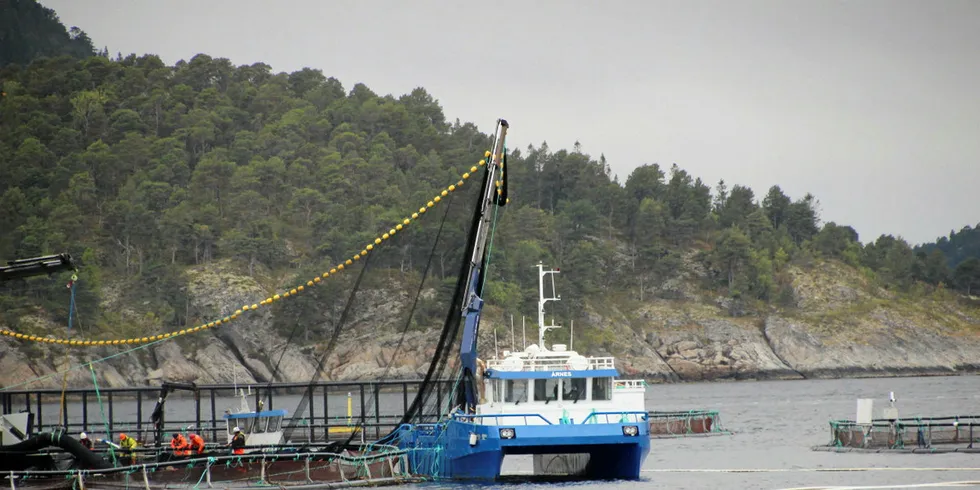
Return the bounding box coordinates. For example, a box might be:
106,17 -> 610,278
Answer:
389,119 -> 650,481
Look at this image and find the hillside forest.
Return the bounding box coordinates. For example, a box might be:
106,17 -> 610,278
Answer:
1,6 -> 980,349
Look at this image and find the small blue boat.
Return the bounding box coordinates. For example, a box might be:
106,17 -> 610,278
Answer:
387,119 -> 650,481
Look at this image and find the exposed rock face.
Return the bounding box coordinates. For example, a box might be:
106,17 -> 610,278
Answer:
1,258 -> 979,389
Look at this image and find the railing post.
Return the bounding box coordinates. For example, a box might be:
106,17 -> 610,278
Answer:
210,389 -> 217,442
136,391 -> 142,439
307,384 -> 315,442
359,384 -> 366,428
323,385 -> 330,442
195,390 -> 201,434
108,391 -> 114,436
402,383 -> 408,420
374,383 -> 381,439
142,465 -> 151,490
82,392 -> 89,433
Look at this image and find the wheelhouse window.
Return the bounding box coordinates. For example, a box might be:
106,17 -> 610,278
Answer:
534,379 -> 559,402
504,380 -> 527,403
591,377 -> 611,400
267,416 -> 281,432
563,378 -> 586,401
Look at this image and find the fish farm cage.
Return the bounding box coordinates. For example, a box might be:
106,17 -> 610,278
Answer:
646,410 -> 731,438
823,416 -> 980,452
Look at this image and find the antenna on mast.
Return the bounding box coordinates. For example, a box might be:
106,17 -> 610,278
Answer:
536,262 -> 561,349
510,314 -> 515,351
570,319 -> 574,351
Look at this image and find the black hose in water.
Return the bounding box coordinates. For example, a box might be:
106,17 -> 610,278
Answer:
0,432 -> 110,471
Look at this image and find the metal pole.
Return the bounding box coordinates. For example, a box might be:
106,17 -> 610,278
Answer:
82,392 -> 89,433
136,391 -> 142,439
210,390 -> 217,442
374,384 -> 380,439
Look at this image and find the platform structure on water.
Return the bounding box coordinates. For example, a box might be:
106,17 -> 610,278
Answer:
0,379 -> 455,446
814,393 -> 980,453
1,385 -> 417,489
647,409 -> 731,438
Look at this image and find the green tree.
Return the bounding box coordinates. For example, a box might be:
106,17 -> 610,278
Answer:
953,258 -> 980,296
0,0 -> 95,67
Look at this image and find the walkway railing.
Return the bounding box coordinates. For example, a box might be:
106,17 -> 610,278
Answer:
1,379 -> 455,444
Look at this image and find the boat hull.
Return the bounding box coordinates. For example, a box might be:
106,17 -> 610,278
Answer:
395,418 -> 650,481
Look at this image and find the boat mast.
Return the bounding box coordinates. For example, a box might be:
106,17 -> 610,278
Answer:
536,262 -> 561,349
456,119 -> 509,413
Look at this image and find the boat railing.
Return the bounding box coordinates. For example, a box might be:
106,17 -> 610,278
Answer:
579,411 -> 649,425
451,411 -> 649,426
451,412 -> 555,426
613,379 -> 646,390
486,356 -> 616,371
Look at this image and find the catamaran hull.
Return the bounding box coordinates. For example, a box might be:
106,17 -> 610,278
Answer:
396,419 -> 650,481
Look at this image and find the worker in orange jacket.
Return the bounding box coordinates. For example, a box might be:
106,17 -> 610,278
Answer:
169,432 -> 190,457
188,433 -> 206,455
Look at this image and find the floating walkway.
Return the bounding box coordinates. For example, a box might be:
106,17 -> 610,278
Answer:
2,450 -> 422,490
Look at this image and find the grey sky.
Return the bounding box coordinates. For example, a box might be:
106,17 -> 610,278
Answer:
42,0 -> 980,245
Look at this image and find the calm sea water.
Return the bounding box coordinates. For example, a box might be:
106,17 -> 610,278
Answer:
25,375 -> 980,489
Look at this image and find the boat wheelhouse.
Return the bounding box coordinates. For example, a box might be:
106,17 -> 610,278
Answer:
480,344 -> 647,428
221,387 -> 287,447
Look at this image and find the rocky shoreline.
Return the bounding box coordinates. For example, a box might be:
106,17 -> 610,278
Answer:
1,259 -> 978,390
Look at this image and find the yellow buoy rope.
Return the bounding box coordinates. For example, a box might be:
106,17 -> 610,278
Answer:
0,152 -> 498,347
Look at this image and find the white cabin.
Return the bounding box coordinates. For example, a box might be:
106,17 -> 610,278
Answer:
477,344 -> 646,425
475,263 -> 646,425
222,388 -> 287,446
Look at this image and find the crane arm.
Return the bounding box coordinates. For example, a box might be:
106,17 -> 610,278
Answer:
457,119 -> 509,412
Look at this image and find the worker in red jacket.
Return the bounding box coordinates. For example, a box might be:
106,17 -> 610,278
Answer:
170,432 -> 190,457
188,433 -> 206,455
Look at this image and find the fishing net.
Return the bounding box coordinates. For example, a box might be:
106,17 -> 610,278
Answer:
3,450 -> 416,490
828,416 -> 980,450
646,410 -> 731,438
